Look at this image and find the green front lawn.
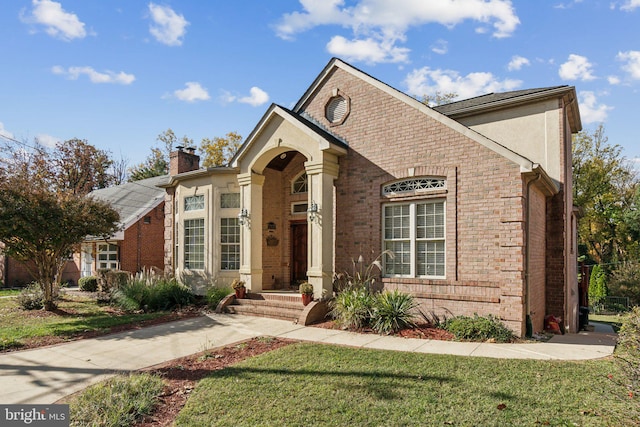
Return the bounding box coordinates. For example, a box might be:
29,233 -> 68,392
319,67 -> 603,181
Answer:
0,288 -> 21,297
176,343 -> 636,426
0,293 -> 169,351
590,313 -> 628,332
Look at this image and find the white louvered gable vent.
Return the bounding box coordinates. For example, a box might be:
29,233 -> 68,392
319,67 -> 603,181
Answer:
325,95 -> 348,124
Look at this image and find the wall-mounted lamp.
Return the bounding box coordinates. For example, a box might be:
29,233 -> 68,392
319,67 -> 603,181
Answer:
238,208 -> 249,225
307,201 -> 318,223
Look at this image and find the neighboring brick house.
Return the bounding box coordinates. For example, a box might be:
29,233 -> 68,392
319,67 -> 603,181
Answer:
74,174 -> 169,282
163,58 -> 582,336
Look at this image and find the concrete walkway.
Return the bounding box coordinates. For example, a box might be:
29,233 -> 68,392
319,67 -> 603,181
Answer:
0,314 -> 618,404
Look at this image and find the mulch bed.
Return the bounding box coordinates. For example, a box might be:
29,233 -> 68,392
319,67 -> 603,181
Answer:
311,319 -> 455,341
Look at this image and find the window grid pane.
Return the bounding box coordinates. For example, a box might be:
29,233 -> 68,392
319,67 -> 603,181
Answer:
184,195 -> 205,211
221,218 -> 240,270
184,218 -> 205,270
384,201 -> 445,278
220,193 -> 240,209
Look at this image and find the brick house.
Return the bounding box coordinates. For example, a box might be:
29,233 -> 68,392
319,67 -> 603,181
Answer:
74,174 -> 169,281
163,58 -> 582,336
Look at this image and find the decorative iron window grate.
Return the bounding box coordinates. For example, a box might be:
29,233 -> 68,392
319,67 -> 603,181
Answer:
383,178 -> 445,195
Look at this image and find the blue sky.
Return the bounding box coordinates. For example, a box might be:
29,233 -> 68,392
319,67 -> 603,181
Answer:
1,0 -> 639,170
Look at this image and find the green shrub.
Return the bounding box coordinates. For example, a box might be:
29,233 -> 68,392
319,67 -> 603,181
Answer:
616,306 -> 640,396
206,286 -> 232,309
589,264 -> 608,312
69,373 -> 163,427
111,273 -> 194,312
444,314 -> 514,343
370,290 -> 417,334
97,269 -> 130,293
330,286 -> 375,329
16,282 -> 45,310
331,287 -> 368,328
78,276 -> 98,292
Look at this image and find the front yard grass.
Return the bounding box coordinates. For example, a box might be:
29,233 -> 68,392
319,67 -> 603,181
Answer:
0,288 -> 21,297
0,292 -> 169,351
176,343 -> 636,427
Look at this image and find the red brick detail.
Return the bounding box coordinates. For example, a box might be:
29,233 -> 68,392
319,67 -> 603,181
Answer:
298,67 -> 531,335
120,202 -> 166,274
169,150 -> 200,176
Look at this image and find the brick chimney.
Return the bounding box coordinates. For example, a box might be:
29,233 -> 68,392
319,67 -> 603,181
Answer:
169,146 -> 200,175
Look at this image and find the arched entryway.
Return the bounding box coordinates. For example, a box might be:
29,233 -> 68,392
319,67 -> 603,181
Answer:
231,105 -> 347,299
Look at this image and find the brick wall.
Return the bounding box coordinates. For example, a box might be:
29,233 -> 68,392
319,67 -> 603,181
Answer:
120,202 -> 165,274
261,154 -> 307,289
299,67 -> 529,335
545,191 -> 566,319
528,184 -> 547,333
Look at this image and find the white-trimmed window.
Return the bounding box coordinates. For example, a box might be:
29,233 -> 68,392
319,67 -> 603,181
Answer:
184,218 -> 205,270
97,243 -> 119,270
383,201 -> 445,278
292,172 -> 308,194
184,195 -> 205,211
220,218 -> 240,270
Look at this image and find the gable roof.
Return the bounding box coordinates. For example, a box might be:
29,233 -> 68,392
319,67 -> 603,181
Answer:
433,86 -> 582,132
292,58 -> 542,173
231,103 -> 348,167
88,174 -> 168,234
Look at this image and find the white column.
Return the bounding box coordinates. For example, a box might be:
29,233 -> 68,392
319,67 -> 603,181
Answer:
238,172 -> 264,292
305,157 -> 339,299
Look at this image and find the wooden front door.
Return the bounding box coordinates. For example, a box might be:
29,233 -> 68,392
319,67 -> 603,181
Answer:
290,222 -> 308,286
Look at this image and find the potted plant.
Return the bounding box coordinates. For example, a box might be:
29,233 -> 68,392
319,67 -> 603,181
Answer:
299,282 -> 314,306
232,279 -> 246,299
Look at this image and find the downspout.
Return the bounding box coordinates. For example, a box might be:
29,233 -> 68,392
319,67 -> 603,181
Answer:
524,169 -> 542,338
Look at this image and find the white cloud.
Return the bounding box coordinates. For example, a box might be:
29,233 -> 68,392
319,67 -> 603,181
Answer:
326,35 -> 409,64
608,75 -> 621,85
617,50 -> 640,80
239,87 -> 270,106
148,3 -> 189,46
275,0 -> 519,64
578,91 -> 612,124
431,39 -> 448,55
221,87 -> 270,107
21,0 -> 87,41
404,67 -> 521,100
558,54 -> 596,81
52,66 -> 135,85
35,133 -> 59,148
507,55 -> 530,71
172,82 -> 210,103
620,0 -> 640,11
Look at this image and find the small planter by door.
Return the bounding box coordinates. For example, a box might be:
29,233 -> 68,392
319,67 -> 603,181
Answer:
235,287 -> 246,299
301,293 -> 313,306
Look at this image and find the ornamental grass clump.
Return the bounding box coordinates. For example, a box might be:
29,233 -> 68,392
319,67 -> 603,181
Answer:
370,290 -> 418,335
444,314 -> 514,343
206,286 -> 232,309
17,282 -> 46,310
111,271 -> 194,312
330,286 -> 375,329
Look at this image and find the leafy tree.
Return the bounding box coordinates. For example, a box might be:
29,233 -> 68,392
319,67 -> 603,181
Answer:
53,138 -> 114,194
0,144 -> 120,310
420,91 -> 458,106
129,129 -> 242,180
200,131 -> 242,167
128,129 -> 193,181
588,264 -> 608,311
572,124 -> 638,265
